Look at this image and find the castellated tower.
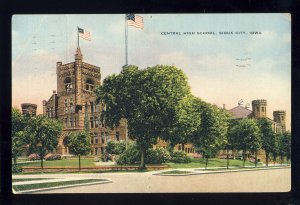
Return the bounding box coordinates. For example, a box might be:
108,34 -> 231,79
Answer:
273,110 -> 286,132
252,99 -> 267,118
21,103 -> 37,117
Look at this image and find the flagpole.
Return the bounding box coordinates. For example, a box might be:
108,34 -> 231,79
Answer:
77,27 -> 79,48
125,14 -> 128,65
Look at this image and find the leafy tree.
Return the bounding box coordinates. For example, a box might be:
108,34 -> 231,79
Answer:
271,133 -> 280,165
229,119 -> 262,167
164,95 -> 202,153
257,118 -> 276,167
67,132 -> 91,171
225,118 -> 238,169
25,115 -> 62,169
96,65 -> 190,169
278,131 -> 291,164
12,108 -> 27,164
191,102 -> 230,169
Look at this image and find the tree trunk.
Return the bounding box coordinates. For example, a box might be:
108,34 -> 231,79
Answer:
266,152 -> 269,167
280,155 -> 283,165
139,148 -> 146,170
13,157 -> 17,165
41,156 -> 44,170
255,151 -> 258,168
226,149 -> 229,169
79,154 -> 81,171
205,157 -> 209,170
243,150 -> 246,167
273,156 -> 276,165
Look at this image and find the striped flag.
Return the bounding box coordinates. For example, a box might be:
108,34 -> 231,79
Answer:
127,14 -> 144,29
78,27 -> 91,41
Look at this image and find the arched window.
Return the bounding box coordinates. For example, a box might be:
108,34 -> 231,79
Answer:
64,77 -> 72,91
86,79 -> 94,91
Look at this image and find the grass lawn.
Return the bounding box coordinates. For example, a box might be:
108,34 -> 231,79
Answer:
12,178 -> 54,182
19,158 -> 96,168
166,158 -> 259,169
161,170 -> 194,175
13,179 -> 108,192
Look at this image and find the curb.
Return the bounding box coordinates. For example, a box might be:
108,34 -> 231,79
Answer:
154,166 -> 291,176
13,179 -> 112,194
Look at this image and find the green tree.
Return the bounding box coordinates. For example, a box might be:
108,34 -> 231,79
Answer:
229,119 -> 262,167
164,95 -> 202,153
271,133 -> 280,165
67,132 -> 91,171
96,65 -> 190,169
12,108 -> 27,164
191,102 -> 230,169
257,118 -> 276,167
225,118 -> 238,169
278,131 -> 291,164
25,115 -> 62,169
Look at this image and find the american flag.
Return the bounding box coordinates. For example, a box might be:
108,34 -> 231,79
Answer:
78,27 -> 91,41
127,14 -> 144,29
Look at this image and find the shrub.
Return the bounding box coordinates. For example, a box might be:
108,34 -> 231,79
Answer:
116,145 -> 171,165
28,153 -> 40,161
106,140 -> 126,155
170,151 -> 191,163
44,153 -> 62,161
116,143 -> 140,165
145,147 -> 171,164
12,164 -> 22,174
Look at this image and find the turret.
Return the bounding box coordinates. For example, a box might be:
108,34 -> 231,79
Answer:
21,103 -> 37,117
252,99 -> 267,118
273,110 -> 286,132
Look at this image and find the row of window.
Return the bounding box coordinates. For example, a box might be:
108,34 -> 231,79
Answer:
90,131 -> 120,144
64,78 -> 95,92
46,107 -> 55,118
64,117 -> 77,127
256,106 -> 265,112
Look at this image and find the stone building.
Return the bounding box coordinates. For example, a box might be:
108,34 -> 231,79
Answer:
227,99 -> 286,162
42,48 -> 127,156
21,103 -> 37,117
228,99 -> 286,133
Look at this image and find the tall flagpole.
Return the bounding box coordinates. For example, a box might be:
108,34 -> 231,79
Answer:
125,14 -> 128,65
124,15 -> 128,150
77,27 -> 79,48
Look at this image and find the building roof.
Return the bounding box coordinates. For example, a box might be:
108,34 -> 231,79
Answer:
228,105 -> 252,119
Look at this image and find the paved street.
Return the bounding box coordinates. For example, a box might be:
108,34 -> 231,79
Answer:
15,167 -> 291,193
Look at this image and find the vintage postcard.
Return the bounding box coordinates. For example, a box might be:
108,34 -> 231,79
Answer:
12,14 -> 291,193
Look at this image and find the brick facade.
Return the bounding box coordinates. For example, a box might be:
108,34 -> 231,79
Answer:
43,48 -> 127,156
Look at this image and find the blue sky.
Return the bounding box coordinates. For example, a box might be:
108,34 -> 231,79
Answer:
12,14 -> 291,130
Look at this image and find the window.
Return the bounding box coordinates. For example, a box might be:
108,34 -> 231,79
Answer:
281,116 -> 284,121
86,79 -> 94,91
116,131 -> 120,141
261,107 -> 265,112
64,77 -> 72,91
256,106 -> 260,112
95,138 -> 98,144
90,117 -> 94,128
105,132 -> 110,142
69,118 -> 72,127
65,118 -> 68,127
101,132 -> 105,143
74,117 -> 77,126
90,102 -> 94,113
64,99 -> 68,113
95,148 -> 98,155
